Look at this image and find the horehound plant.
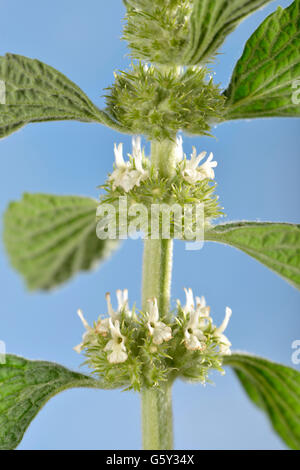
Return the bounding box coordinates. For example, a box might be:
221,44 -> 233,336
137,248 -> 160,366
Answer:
0,0 -> 300,450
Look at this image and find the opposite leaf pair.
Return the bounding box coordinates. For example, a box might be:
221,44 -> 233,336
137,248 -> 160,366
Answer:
0,1 -> 299,141
4,193 -> 300,291
1,353 -> 299,450
1,0 -> 299,452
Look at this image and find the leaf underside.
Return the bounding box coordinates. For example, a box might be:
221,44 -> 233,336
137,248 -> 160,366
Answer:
224,353 -> 300,450
0,53 -> 124,139
3,193 -> 119,291
224,0 -> 300,119
0,354 -> 107,450
206,222 -> 300,290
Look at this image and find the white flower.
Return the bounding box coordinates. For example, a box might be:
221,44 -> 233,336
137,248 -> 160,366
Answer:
184,309 -> 207,351
74,290 -> 132,351
146,298 -> 172,345
104,319 -> 128,364
99,289 -> 132,336
180,288 -> 211,323
199,152 -> 217,180
109,137 -> 149,192
181,147 -> 217,184
179,288 -> 232,354
180,287 -> 194,315
106,289 -> 131,320
174,135 -> 184,163
214,307 -> 232,355
131,136 -> 143,171
74,309 -> 98,353
195,295 -> 211,329
180,289 -> 207,351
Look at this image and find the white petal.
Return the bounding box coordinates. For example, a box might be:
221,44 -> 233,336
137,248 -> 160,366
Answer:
110,167 -> 138,192
175,135 -> 184,163
104,338 -> 114,352
194,151 -> 207,167
127,169 -> 146,188
107,349 -> 128,364
109,319 -> 123,340
73,342 -> 84,354
105,292 -> 118,321
132,136 -> 142,158
218,334 -> 232,355
183,288 -> 195,313
206,152 -> 214,163
195,327 -> 206,341
77,309 -> 90,330
132,136 -> 144,173
147,298 -> 159,323
200,153 -> 218,180
114,143 -> 125,168
189,147 -> 197,163
196,296 -> 206,308
184,331 -> 205,351
189,148 -> 206,168
187,310 -> 200,330
152,323 -> 172,345
116,289 -> 128,312
215,307 -> 232,335
95,318 -> 110,336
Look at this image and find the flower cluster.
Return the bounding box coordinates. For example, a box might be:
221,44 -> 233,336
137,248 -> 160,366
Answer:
123,0 -> 193,65
105,63 -> 225,141
109,135 -> 217,194
75,288 -> 232,390
98,137 -> 223,239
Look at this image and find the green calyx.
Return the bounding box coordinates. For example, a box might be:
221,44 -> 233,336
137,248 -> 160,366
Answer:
105,63 -> 226,141
99,165 -> 223,240
123,0 -> 194,65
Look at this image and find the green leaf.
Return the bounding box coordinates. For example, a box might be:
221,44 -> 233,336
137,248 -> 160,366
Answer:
224,0 -> 300,119
223,353 -> 300,450
0,53 -> 125,139
183,0 -> 272,65
3,193 -> 119,291
0,354 -> 108,450
206,222 -> 300,290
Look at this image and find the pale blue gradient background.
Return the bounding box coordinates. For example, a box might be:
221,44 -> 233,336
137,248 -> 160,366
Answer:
0,0 -> 299,450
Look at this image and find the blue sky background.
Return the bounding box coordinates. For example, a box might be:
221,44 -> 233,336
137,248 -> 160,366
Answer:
0,0 -> 299,450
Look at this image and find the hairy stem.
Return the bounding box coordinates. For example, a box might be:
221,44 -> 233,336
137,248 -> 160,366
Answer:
141,381 -> 174,450
141,139 -> 177,312
140,139 -> 177,450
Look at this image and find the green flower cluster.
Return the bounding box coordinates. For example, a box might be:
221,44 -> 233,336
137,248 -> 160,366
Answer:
123,0 -> 193,65
97,136 -> 223,241
99,166 -> 223,240
75,289 -> 231,391
105,63 -> 225,141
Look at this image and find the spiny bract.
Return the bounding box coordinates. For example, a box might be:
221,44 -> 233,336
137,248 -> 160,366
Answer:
105,63 -> 226,141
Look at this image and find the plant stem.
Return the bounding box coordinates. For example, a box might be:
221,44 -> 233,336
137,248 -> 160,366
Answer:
141,139 -> 177,313
140,139 -> 177,450
141,381 -> 174,450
